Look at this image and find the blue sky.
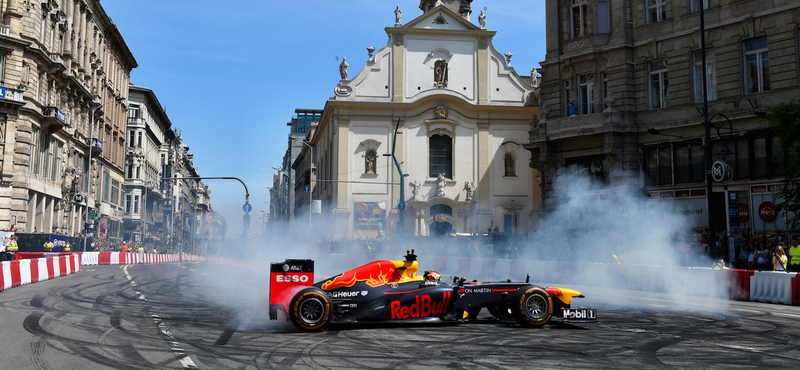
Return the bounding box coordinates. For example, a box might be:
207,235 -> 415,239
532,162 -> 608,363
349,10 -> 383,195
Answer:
101,0 -> 546,235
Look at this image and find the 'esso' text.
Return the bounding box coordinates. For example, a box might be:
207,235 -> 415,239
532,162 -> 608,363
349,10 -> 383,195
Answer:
275,274 -> 309,283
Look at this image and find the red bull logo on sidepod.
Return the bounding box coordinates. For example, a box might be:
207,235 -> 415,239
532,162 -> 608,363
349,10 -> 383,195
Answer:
390,292 -> 452,319
321,261 -> 406,290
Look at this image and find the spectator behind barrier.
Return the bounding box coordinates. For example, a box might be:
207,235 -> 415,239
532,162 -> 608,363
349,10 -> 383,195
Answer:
773,246 -> 788,272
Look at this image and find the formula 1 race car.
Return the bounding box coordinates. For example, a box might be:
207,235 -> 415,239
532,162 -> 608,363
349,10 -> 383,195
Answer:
269,250 -> 597,331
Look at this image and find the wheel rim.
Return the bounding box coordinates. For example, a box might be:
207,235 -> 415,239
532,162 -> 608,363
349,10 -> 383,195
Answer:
524,294 -> 547,319
299,297 -> 325,325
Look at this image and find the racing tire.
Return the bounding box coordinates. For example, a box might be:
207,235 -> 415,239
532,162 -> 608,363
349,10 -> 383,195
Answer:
511,286 -> 552,327
489,303 -> 513,321
289,287 -> 331,332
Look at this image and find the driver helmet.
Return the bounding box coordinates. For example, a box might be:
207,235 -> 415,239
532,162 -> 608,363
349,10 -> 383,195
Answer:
424,270 -> 440,281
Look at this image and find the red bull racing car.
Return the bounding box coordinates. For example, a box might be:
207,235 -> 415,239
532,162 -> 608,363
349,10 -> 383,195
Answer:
269,250 -> 596,331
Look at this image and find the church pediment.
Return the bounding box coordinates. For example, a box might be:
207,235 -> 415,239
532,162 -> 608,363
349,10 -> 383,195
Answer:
401,4 -> 480,32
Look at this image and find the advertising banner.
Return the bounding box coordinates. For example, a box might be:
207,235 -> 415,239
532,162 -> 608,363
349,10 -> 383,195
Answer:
49,234 -> 70,252
354,202 -> 386,239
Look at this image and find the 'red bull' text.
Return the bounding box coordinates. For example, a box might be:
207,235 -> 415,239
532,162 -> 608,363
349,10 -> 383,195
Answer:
390,292 -> 451,319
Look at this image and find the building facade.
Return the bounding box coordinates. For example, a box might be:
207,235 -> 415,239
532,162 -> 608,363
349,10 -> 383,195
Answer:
527,0 -> 800,235
123,85 -> 174,245
308,1 -> 539,239
0,0 -> 135,242
271,109 -> 322,227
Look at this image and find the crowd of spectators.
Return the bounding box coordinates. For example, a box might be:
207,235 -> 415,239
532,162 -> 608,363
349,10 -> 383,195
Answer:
734,232 -> 798,272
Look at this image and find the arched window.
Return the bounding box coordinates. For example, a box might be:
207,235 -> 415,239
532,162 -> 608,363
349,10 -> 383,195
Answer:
364,149 -> 377,174
504,153 -> 516,176
429,134 -> 452,178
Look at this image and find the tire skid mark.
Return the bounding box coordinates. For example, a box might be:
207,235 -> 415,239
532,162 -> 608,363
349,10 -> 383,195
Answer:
24,312 -> 53,370
124,265 -> 199,369
634,338 -> 684,366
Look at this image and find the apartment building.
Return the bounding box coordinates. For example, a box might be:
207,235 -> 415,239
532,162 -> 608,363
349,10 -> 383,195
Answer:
0,0 -> 135,240
527,0 -> 800,234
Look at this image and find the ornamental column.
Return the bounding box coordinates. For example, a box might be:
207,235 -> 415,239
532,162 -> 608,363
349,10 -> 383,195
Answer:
71,1 -> 80,58
78,5 -> 87,69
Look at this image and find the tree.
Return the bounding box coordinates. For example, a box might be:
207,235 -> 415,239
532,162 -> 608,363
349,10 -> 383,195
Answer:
770,97 -> 800,229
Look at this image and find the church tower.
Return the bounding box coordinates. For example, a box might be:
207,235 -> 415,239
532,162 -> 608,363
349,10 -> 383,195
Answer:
419,0 -> 472,21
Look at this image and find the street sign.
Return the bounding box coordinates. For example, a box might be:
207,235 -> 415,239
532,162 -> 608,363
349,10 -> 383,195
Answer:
711,161 -> 733,183
89,210 -> 98,219
398,201 -> 406,211
242,202 -> 252,213
304,186 -> 310,193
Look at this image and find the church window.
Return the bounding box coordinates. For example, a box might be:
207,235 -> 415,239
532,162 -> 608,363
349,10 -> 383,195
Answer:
429,134 -> 452,178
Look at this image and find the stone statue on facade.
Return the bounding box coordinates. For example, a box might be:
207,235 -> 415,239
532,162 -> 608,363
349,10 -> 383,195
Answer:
395,5 -> 402,26
434,59 -> 448,88
478,9 -> 486,29
436,173 -> 447,197
365,153 -> 376,174
539,102 -> 549,125
603,89 -> 617,112
464,181 -> 474,201
410,179 -> 421,200
339,57 -> 349,80
530,68 -> 540,87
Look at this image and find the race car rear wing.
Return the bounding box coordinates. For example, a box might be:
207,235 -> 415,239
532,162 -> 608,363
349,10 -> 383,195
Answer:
269,259 -> 314,320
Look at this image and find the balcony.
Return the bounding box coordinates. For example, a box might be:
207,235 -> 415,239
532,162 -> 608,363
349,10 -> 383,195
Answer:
42,106 -> 67,134
127,116 -> 146,127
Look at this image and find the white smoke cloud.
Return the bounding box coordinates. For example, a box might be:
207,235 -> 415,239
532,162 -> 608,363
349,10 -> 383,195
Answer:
198,170 -> 731,332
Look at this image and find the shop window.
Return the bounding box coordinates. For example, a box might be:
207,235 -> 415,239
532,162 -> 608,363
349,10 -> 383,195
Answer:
735,139 -> 750,180
644,147 -> 672,186
565,156 -> 607,189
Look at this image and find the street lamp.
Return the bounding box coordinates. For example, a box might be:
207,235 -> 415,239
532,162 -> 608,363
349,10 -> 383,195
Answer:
290,137 -> 314,213
83,96 -> 125,252
385,117 -> 407,235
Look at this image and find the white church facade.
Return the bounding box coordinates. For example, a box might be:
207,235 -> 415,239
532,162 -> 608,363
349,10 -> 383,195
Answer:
308,1 -> 540,239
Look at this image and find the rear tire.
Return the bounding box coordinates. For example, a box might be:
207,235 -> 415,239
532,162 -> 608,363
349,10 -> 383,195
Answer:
289,288 -> 331,331
511,286 -> 552,327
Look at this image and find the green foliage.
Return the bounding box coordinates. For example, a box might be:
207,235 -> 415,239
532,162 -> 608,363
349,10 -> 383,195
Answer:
770,97 -> 800,229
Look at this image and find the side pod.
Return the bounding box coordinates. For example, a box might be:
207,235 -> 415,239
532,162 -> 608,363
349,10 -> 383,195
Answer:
269,259 -> 314,320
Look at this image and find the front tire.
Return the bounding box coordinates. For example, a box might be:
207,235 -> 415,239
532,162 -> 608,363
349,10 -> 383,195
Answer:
511,286 -> 552,327
289,288 -> 331,331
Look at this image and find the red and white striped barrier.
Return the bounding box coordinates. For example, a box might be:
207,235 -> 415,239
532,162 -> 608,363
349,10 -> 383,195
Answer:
1,254 -> 81,293
80,252 -> 196,265
0,252 -> 201,294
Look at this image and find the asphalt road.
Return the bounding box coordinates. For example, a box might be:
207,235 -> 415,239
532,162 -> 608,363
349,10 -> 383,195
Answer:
1,262 -> 799,369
